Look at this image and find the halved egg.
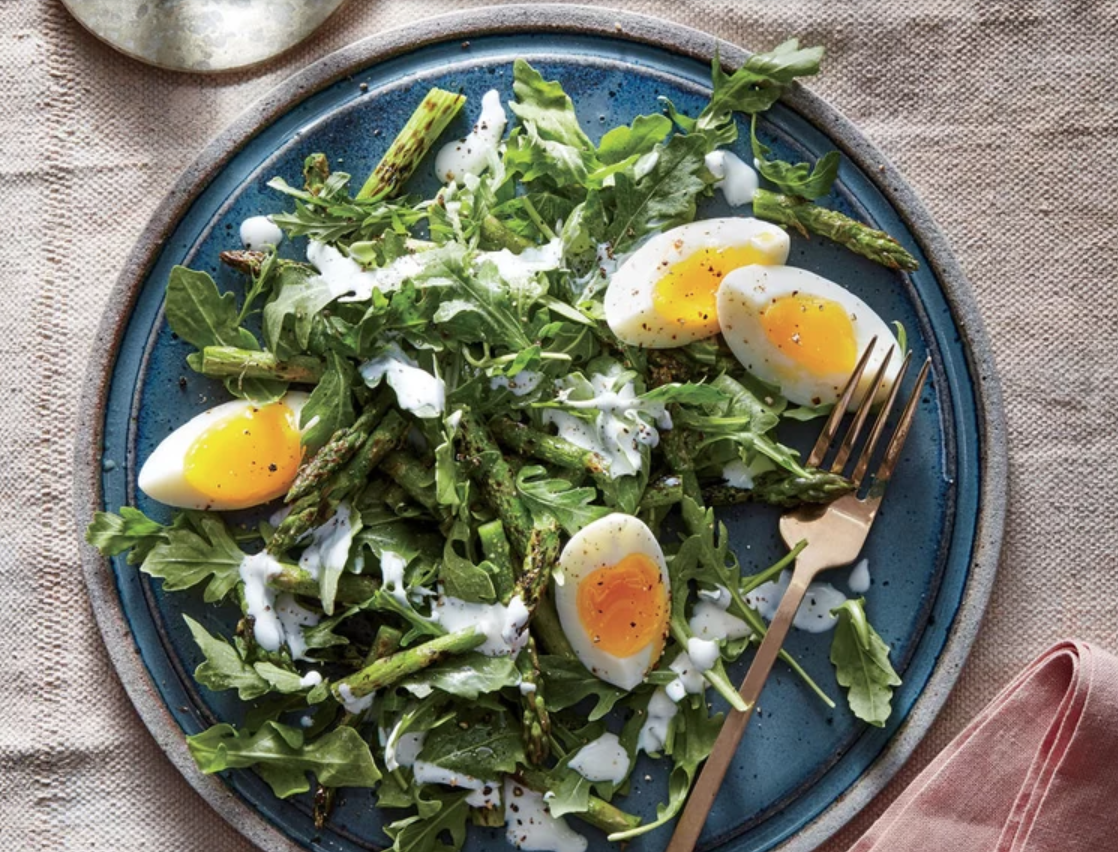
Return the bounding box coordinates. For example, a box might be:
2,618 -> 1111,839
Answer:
554,514 -> 670,690
138,392 -> 309,511
717,265 -> 900,406
603,218 -> 790,348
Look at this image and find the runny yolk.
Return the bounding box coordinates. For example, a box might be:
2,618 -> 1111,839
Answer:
576,553 -> 668,658
183,402 -> 302,507
652,240 -> 779,338
760,294 -> 857,376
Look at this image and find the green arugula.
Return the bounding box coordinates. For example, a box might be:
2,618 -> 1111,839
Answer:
383,788 -> 470,852
400,654 -> 521,700
84,507 -> 166,561
299,350 -> 356,454
140,512 -> 244,603
165,266 -> 286,402
187,721 -> 380,798
419,714 -> 525,777
830,598 -> 902,727
750,117 -> 839,200
514,465 -> 609,535
184,615 -> 271,700
539,655 -> 626,721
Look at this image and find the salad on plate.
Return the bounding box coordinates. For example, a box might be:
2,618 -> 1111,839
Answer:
88,38 -> 915,852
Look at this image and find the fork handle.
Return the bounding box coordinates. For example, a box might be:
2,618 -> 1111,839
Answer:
664,561 -> 815,852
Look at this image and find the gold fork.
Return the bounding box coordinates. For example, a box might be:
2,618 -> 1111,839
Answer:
665,340 -> 932,852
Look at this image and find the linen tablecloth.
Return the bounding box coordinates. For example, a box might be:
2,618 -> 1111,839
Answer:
1,1 -> 1115,849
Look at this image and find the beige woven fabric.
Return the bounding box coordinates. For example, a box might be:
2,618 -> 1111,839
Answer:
1,1 -> 1115,850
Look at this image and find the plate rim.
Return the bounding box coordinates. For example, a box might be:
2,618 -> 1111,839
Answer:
74,6 -> 1008,852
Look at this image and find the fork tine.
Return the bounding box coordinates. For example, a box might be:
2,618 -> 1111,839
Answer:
806,336 -> 879,468
851,351 -> 913,486
871,356 -> 931,487
830,345 -> 895,473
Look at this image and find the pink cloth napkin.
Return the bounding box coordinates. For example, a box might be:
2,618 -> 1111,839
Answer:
850,641 -> 1118,851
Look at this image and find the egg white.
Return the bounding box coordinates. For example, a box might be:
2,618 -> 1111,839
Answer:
138,392 -> 308,511
717,265 -> 900,406
604,217 -> 790,348
554,513 -> 670,691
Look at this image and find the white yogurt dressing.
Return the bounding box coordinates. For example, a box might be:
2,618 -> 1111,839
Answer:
543,370 -> 670,479
382,721 -> 427,772
689,601 -> 751,643
435,89 -> 508,183
360,343 -> 446,418
477,237 -> 564,289
414,761 -> 501,808
298,670 -> 323,688
504,778 -> 587,852
686,637 -> 722,672
746,569 -> 849,633
378,550 -> 410,607
431,594 -> 530,657
490,370 -> 545,397
337,683 -> 375,715
298,502 -> 356,582
240,215 -> 284,250
306,240 -> 427,302
704,150 -> 759,207
274,594 -> 321,661
238,551 -> 285,652
665,650 -> 707,702
848,558 -> 872,594
567,732 -> 631,784
722,459 -> 756,490
637,687 -> 679,755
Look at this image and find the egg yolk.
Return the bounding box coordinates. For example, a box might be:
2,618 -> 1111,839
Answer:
652,239 -> 783,338
761,294 -> 857,376
183,402 -> 302,506
576,553 -> 668,658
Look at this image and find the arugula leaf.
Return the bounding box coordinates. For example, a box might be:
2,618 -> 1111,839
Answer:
599,132 -> 709,251
400,653 -> 521,700
830,598 -> 902,727
515,465 -> 609,535
184,615 -> 271,700
697,39 -> 824,132
419,713 -> 525,777
252,662 -> 315,695
187,721 -> 380,798
422,251 -> 534,351
355,501 -> 444,566
539,655 -> 626,721
750,117 -> 839,200
383,788 -> 470,852
508,60 -> 595,185
299,350 -> 356,454
140,513 -> 243,603
262,262 -> 338,355
268,174 -> 426,244
596,113 -> 672,166
440,521 -> 497,604
85,507 -> 166,561
165,266 -> 285,402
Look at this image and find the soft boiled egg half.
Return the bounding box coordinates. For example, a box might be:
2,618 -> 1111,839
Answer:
717,265 -> 901,407
604,218 -> 790,348
138,392 -> 309,511
554,513 -> 670,690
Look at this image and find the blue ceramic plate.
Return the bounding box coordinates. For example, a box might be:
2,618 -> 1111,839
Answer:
76,8 -> 1006,852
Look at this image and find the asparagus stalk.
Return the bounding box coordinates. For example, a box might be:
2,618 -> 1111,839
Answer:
478,519 -> 516,604
530,592 -> 578,659
516,636 -> 550,764
303,152 -> 330,195
715,469 -> 854,507
753,188 -> 919,271
489,417 -> 611,490
266,562 -> 378,604
381,450 -> 447,521
330,411 -> 410,502
286,395 -> 391,503
218,250 -> 266,276
515,770 -> 642,835
199,347 -> 324,384
458,412 -> 535,557
267,494 -> 322,555
332,627 -> 485,702
357,88 -> 466,200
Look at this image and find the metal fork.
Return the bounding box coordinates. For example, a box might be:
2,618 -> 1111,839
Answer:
665,340 -> 932,852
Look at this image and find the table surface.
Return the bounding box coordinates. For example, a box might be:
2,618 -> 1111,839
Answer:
2,1 -> 1115,851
